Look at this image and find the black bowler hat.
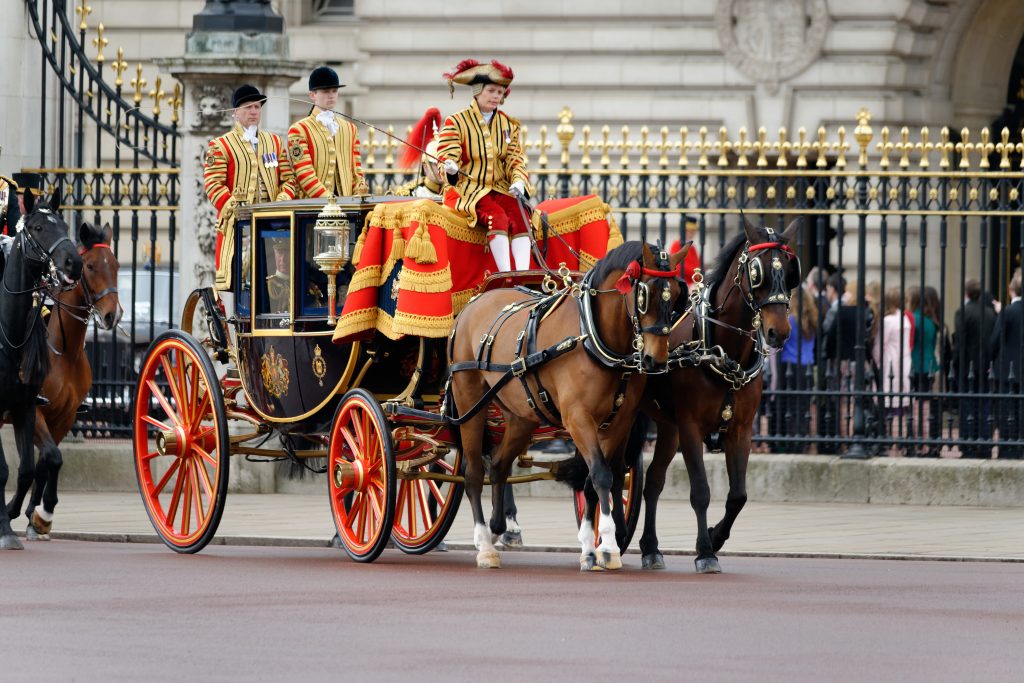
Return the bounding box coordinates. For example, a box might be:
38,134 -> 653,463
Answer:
308,66 -> 343,92
232,84 -> 267,109
12,172 -> 43,196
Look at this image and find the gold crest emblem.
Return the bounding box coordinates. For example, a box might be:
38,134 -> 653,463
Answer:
290,141 -> 303,160
260,345 -> 290,398
312,344 -> 327,387
205,147 -> 218,168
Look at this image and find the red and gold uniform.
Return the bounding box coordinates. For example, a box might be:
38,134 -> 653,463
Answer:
287,108 -> 366,198
204,122 -> 296,288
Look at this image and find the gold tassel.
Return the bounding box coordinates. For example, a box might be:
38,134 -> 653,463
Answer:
351,227 -> 367,267
605,204 -> 624,251
405,221 -> 423,262
405,216 -> 437,265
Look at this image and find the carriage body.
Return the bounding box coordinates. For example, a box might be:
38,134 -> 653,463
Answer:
132,193 -> 639,560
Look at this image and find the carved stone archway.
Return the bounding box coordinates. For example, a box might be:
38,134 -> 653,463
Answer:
951,0 -> 1024,129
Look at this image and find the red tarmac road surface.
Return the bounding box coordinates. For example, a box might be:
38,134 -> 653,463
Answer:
2,541 -> 1022,682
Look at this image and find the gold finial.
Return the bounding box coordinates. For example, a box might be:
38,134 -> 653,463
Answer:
678,126 -> 689,167
112,47 -> 128,88
384,124 -> 396,166
520,125 -> 530,167
897,127 -> 911,169
834,126 -> 849,170
148,75 -> 166,117
774,127 -> 791,168
169,83 -> 182,125
638,126 -> 652,168
538,125 -> 551,168
854,108 -> 873,169
76,0 -> 92,31
795,127 -> 809,168
92,23 -> 108,63
955,128 -> 972,169
131,63 -> 147,105
876,126 -> 893,169
617,125 -> 632,167
600,125 -> 611,167
813,127 -> 828,168
556,106 -> 575,169
657,126 -> 669,168
754,127 -> 769,167
996,127 -> 1013,170
915,127 -> 933,169
716,127 -> 731,167
939,127 -> 952,169
364,126 -> 376,166
696,126 -> 711,168
734,127 -> 751,167
977,127 -> 994,169
579,125 -> 594,168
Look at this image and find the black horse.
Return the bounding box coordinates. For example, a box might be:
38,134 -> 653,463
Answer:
0,190 -> 83,550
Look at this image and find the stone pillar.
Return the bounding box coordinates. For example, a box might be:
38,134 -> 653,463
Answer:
156,2 -> 306,298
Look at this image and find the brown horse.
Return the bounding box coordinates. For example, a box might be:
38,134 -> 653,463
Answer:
6,222 -> 121,539
448,241 -> 689,570
637,217 -> 801,572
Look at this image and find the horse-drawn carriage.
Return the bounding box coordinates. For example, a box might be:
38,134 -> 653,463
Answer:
131,192 -> 653,565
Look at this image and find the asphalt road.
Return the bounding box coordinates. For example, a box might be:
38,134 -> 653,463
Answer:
2,541 -> 1022,682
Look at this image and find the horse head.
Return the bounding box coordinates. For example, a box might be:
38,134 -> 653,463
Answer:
739,216 -> 802,349
616,242 -> 690,372
20,188 -> 83,288
78,222 -> 122,330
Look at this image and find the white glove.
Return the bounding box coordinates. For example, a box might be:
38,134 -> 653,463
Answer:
443,159 -> 459,175
510,180 -> 526,198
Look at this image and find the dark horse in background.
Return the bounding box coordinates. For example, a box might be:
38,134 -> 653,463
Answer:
448,241 -> 688,570
0,190 -> 83,549
6,222 -> 120,540
634,217 -> 801,572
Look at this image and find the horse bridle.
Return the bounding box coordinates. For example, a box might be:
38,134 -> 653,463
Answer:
10,209 -> 77,293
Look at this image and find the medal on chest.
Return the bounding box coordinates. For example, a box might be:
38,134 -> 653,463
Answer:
263,152 -> 279,168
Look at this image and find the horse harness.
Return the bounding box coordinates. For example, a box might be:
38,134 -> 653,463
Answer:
50,243 -> 120,356
446,251 -> 682,430
667,231 -> 800,449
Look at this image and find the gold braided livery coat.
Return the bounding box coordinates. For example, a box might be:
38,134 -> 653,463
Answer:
287,108 -> 366,198
436,99 -> 532,228
203,124 -> 297,288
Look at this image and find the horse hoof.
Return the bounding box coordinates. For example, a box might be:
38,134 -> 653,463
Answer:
26,524 -> 50,542
476,550 -> 501,569
580,552 -> 604,572
695,557 -> 722,574
0,534 -> 24,550
499,529 -> 523,550
598,549 -> 623,571
30,511 -> 53,536
642,553 -> 666,570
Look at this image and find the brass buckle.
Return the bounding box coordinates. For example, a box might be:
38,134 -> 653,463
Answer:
511,357 -> 527,377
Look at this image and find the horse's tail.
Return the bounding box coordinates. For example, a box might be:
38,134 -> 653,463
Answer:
553,451 -> 588,490
622,412 -> 652,473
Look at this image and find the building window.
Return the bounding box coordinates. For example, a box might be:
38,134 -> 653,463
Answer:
312,0 -> 354,19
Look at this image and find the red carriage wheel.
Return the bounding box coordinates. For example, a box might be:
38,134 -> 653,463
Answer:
133,330 -> 230,553
573,446 -> 644,554
328,389 -> 396,563
391,438 -> 463,555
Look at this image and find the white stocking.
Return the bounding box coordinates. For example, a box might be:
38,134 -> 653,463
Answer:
510,235 -> 531,271
489,233 -> 511,272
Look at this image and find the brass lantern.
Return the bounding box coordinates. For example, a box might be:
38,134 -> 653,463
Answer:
313,196 -> 351,325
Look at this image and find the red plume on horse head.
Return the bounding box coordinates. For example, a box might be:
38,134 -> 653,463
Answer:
399,107 -> 442,169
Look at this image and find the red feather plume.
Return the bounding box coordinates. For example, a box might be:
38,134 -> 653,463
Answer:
399,107 -> 441,169
442,59 -> 481,81
491,60 -> 514,81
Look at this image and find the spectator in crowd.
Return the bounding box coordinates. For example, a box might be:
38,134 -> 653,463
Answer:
770,286 -> 818,453
907,285 -> 942,456
954,277 -> 997,458
874,286 -> 913,453
989,269 -> 1023,459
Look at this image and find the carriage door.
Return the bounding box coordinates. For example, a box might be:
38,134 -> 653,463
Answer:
254,214 -> 295,331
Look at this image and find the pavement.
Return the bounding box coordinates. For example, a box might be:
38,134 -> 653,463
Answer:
24,490 -> 1024,562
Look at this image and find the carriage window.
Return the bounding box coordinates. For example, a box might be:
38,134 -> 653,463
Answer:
235,218 -> 251,316
296,213 -> 355,320
255,220 -> 292,329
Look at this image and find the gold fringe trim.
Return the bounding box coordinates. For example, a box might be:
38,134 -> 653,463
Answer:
392,310 -> 455,338
531,196 -> 611,237
348,264 -> 381,293
451,288 -> 477,314
332,307 -> 379,342
400,265 -> 453,293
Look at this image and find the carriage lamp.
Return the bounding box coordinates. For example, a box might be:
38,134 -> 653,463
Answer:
313,196 -> 351,325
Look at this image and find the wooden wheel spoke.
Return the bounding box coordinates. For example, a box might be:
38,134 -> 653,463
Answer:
426,479 -> 446,507
141,414 -> 172,433
151,458 -> 181,497
147,379 -> 182,428
191,389 -> 212,434
191,443 -> 218,468
188,360 -> 202,421
180,459 -> 193,537
394,481 -> 409,530
141,449 -> 162,463
190,460 -> 205,529
159,354 -> 189,423
165,459 -> 187,526
193,451 -> 216,501
415,480 -> 432,532
338,425 -> 358,459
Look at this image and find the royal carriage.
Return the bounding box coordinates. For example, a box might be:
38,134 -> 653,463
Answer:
131,192 -> 644,562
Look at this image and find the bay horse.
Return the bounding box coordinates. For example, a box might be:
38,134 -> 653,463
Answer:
448,241 -> 689,570
6,222 -> 121,539
0,189 -> 83,550
635,217 -> 801,572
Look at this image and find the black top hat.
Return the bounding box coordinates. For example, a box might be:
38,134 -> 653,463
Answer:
11,172 -> 43,195
308,66 -> 343,91
232,84 -> 267,109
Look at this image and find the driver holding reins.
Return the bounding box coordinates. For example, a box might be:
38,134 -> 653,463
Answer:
436,59 -> 534,273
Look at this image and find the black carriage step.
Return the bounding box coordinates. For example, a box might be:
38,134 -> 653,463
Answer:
382,402 -> 445,424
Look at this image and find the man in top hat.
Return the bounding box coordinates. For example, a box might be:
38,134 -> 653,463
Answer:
204,83 -> 297,289
392,107 -> 444,198
287,66 -> 367,199
436,59 -> 533,273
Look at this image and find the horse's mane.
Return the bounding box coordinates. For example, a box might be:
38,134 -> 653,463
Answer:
20,315 -> 51,387
589,241 -> 647,286
703,231 -> 748,293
